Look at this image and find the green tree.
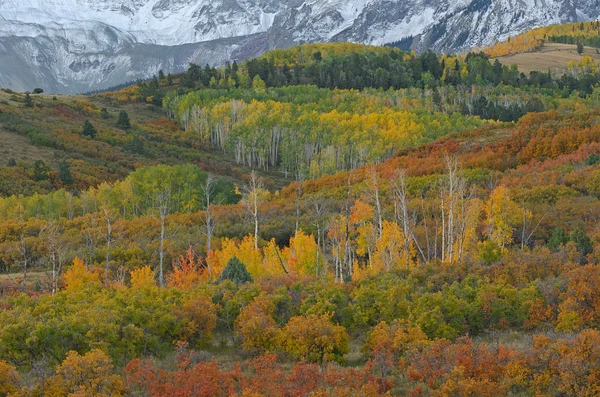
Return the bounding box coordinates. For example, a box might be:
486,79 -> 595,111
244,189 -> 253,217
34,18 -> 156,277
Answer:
116,110 -> 131,130
571,224 -> 593,264
33,88 -> 44,94
58,159 -> 73,185
24,93 -> 34,108
548,227 -> 569,251
100,107 -> 109,119
218,257 -> 253,285
252,75 -> 266,90
126,135 -> 144,154
82,119 -> 97,139
577,41 -> 584,55
586,153 -> 600,166
33,160 -> 49,181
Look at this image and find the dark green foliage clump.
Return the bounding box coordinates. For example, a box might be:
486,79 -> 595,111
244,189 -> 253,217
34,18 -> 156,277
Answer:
82,119 -> 97,139
116,110 -> 131,130
33,160 -> 49,181
571,224 -> 593,264
586,153 -> 600,166
218,257 -> 253,285
58,159 -> 73,185
548,227 -> 569,251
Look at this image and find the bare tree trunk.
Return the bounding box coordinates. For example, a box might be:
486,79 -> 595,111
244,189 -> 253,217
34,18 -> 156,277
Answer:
43,222 -> 65,295
83,214 -> 98,268
440,190 -> 446,263
393,170 -> 413,270
18,233 -> 29,285
155,189 -> 171,288
244,171 -> 264,250
295,173 -> 304,237
421,194 -> 431,261
202,174 -> 216,254
343,173 -> 353,281
102,207 -> 114,287
369,166 -> 383,239
311,196 -> 328,279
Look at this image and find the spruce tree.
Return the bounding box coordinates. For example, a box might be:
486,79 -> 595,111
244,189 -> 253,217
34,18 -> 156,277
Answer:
82,120 -> 97,139
548,227 -> 569,251
218,257 -> 253,285
571,224 -> 593,264
58,159 -> 73,185
116,110 -> 131,131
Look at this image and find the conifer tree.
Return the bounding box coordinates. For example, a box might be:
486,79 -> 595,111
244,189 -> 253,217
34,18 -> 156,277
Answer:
82,120 -> 97,139
218,257 -> 253,284
58,159 -> 73,185
116,110 -> 131,131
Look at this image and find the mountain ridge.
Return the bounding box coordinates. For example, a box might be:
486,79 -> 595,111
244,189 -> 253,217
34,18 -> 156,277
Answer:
1,0 -> 600,93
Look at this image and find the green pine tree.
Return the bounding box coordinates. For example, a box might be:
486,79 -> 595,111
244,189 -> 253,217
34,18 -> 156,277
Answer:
58,159 -> 73,185
218,257 -> 253,285
548,227 -> 569,251
571,224 -> 593,264
82,119 -> 97,139
116,110 -> 131,131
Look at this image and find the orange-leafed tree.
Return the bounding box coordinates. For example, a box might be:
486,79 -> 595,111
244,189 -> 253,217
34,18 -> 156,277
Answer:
169,248 -> 207,289
0,360 -> 21,396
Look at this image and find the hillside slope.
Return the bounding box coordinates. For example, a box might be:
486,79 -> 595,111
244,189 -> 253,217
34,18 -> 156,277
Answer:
4,41 -> 600,397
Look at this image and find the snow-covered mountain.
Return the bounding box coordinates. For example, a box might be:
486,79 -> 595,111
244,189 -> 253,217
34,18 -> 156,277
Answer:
1,0 -> 599,93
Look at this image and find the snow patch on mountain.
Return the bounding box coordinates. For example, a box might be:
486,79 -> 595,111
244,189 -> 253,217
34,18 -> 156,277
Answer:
1,0 -> 600,93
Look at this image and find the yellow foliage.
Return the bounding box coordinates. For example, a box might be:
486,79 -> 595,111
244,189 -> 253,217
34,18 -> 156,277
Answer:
63,257 -> 101,291
45,349 -> 124,397
485,186 -> 526,250
373,221 -> 405,272
130,266 -> 156,290
486,22 -> 600,57
287,230 -> 319,275
0,360 -> 21,396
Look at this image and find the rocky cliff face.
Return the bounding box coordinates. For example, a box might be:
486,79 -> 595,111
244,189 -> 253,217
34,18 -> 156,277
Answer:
1,0 -> 598,93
